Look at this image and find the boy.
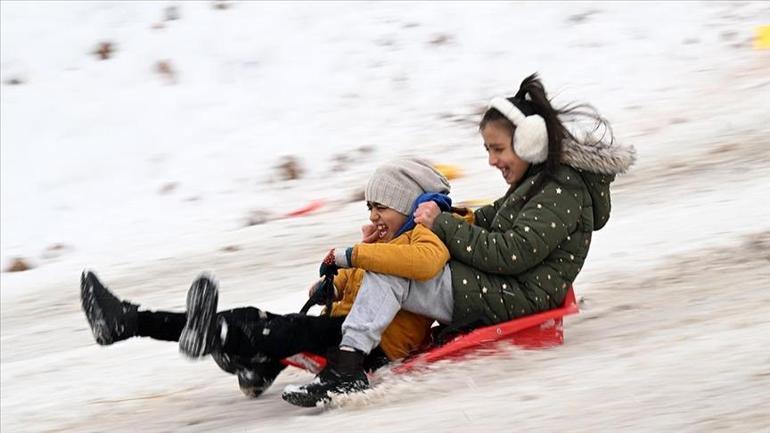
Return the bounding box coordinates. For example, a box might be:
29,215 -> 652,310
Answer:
81,158 -> 453,398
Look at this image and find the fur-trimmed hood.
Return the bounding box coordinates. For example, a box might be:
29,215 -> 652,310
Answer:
559,139 -> 635,230
561,139 -> 636,175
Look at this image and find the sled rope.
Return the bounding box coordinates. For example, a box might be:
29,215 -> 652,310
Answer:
299,260 -> 337,316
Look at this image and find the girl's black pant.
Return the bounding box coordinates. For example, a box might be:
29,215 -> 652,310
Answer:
138,307 -> 344,358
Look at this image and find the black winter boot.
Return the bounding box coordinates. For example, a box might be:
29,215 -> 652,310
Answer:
236,359 -> 287,398
210,332 -> 287,399
80,270 -> 139,345
179,274 -> 219,358
282,347 -> 369,407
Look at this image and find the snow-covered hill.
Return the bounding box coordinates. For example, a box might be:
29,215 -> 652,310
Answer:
2,2 -> 769,432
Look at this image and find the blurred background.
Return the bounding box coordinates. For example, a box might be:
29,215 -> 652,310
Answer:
1,2 -> 769,432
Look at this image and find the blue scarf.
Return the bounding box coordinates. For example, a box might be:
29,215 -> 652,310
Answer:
394,192 -> 453,238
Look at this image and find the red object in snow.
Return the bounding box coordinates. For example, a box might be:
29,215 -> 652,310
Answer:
283,199 -> 325,218
395,285 -> 579,373
282,352 -> 326,374
281,286 -> 579,375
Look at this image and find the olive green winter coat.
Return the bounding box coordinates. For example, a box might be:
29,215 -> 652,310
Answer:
432,141 -> 634,326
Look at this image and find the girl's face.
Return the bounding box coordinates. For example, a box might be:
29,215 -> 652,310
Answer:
482,122 -> 531,186
367,202 -> 408,242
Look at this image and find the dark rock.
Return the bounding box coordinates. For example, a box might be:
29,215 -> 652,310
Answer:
155,60 -> 177,84
159,182 -> 179,195
93,41 -> 115,60
41,243 -> 71,260
164,6 -> 180,21
5,258 -> 32,273
276,156 -> 304,181
244,209 -> 272,226
429,34 -> 453,46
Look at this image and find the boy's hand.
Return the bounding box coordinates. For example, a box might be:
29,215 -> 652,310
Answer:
361,223 -> 379,243
319,248 -> 352,278
414,201 -> 441,229
319,249 -> 339,278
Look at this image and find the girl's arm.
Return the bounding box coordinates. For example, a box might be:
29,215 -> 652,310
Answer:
433,182 -> 582,275
472,197 -> 505,230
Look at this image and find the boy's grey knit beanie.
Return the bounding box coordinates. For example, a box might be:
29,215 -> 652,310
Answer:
365,158 -> 451,215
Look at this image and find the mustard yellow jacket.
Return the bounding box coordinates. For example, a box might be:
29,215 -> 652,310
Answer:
329,224 -> 450,360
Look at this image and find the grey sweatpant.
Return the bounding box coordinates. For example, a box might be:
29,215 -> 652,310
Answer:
340,264 -> 453,354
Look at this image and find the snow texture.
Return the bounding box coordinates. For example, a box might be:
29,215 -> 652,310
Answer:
2,2 -> 770,432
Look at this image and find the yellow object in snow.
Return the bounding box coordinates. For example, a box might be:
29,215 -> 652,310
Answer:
433,163 -> 463,180
455,198 -> 493,209
756,25 -> 770,49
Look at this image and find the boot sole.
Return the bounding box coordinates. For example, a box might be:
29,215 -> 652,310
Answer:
282,381 -> 368,408
281,387 -> 331,407
80,272 -> 114,345
179,275 -> 219,358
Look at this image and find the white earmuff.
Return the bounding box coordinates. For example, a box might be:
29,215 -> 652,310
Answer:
488,97 -> 548,164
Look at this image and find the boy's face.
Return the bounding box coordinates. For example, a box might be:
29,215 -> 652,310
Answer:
367,202 -> 408,242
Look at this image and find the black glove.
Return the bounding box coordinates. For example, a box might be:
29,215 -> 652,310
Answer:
319,247 -> 353,277
319,249 -> 340,279
300,250 -> 343,315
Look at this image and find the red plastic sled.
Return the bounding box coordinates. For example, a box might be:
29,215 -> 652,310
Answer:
282,286 -> 579,375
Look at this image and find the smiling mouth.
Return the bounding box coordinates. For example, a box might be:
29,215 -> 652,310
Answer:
377,224 -> 388,239
500,167 -> 510,179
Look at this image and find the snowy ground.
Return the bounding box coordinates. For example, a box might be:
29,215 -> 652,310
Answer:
2,2 -> 770,432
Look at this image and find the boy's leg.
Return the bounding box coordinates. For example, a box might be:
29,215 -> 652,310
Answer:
283,266 -> 453,407
336,272 -> 405,356
340,264 -> 453,355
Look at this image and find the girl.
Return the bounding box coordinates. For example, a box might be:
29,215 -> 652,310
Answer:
282,73 -> 636,407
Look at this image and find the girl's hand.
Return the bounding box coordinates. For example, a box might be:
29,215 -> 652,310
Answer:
361,223 -> 379,243
414,201 -> 441,229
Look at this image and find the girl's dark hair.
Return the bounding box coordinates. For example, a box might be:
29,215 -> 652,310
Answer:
480,73 -> 614,200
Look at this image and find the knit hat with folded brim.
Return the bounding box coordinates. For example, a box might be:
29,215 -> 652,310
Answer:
365,158 -> 451,216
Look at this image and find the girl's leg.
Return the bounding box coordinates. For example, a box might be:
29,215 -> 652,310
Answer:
81,271 -> 139,345
136,311 -> 185,341
221,308 -> 346,359
220,308 -> 388,362
215,308 -> 346,399
80,270 -> 194,345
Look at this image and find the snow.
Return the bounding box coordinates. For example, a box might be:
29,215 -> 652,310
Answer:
2,1 -> 770,432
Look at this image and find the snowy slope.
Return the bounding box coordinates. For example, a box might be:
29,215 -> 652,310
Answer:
2,2 -> 770,432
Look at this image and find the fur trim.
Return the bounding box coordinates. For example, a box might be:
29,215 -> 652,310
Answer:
561,140 -> 636,175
